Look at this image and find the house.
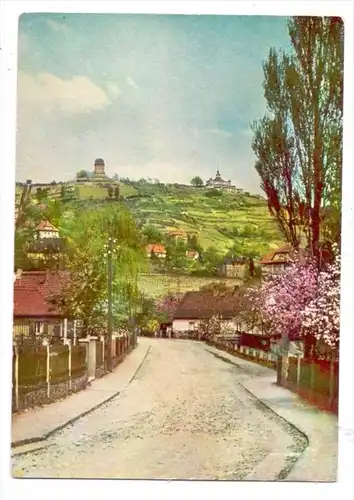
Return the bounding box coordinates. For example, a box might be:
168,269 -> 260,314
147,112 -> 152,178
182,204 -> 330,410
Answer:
219,256 -> 249,278
260,245 -> 293,275
168,229 -> 188,242
146,243 -> 167,259
206,170 -> 235,191
26,220 -> 63,262
186,250 -> 199,260
172,290 -> 242,335
13,269 -> 73,338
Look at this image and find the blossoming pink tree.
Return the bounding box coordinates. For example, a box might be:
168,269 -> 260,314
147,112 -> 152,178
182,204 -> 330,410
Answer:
155,293 -> 183,322
302,251 -> 340,352
241,249 -> 340,358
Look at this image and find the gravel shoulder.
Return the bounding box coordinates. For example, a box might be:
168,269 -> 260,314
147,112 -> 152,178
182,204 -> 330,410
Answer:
12,339 -> 304,480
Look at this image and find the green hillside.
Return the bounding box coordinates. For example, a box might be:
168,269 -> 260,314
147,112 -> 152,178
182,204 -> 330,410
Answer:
125,184 -> 283,258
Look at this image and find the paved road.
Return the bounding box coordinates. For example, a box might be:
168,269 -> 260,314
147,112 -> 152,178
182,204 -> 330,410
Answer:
12,339 -> 300,480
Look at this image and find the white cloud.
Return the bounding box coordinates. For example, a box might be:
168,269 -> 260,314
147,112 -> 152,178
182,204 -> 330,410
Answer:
18,71 -> 111,116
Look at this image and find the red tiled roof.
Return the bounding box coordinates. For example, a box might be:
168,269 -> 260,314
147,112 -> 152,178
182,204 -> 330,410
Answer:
36,220 -> 59,232
13,270 -> 69,318
146,243 -> 166,254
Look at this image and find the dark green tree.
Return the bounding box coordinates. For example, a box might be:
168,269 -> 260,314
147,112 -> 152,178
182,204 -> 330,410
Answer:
191,176 -> 204,187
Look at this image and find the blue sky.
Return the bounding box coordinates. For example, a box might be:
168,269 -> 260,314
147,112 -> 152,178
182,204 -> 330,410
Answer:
17,14 -> 291,192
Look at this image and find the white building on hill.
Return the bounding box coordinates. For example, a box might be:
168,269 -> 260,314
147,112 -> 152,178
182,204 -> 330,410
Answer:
206,170 -> 235,191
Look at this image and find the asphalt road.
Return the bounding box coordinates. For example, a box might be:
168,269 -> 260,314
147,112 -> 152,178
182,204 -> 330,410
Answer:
12,339 -> 300,480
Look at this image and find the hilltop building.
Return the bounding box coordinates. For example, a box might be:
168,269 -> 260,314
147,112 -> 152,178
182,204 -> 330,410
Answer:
93,158 -> 107,181
206,170 -> 235,191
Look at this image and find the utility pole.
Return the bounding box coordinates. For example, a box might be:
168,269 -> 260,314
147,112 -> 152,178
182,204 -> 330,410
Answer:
107,237 -> 114,371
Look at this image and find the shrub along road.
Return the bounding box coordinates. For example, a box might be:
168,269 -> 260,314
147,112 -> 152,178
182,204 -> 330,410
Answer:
12,339 -> 304,480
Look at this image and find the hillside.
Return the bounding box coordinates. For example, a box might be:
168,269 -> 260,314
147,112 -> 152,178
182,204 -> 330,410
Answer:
15,180 -> 284,258
125,184 -> 284,258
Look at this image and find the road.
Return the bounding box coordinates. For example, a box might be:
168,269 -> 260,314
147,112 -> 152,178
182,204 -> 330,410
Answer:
12,339 -> 304,480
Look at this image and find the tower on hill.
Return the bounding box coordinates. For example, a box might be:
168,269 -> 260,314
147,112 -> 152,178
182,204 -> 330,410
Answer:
93,158 -> 106,181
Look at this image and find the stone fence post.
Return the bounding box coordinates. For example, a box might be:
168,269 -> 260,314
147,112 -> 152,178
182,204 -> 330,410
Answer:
42,337 -> 51,399
63,338 -> 72,391
79,336 -> 98,382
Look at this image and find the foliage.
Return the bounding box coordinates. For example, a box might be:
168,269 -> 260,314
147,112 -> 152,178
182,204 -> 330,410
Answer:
191,176 -> 204,187
302,249 -> 340,350
50,203 -> 147,328
240,249 -> 340,353
76,170 -> 89,179
252,17 -> 343,264
155,293 -> 183,322
205,188 -> 222,198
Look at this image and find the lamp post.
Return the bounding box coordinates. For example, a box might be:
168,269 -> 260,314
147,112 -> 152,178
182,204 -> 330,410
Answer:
104,237 -> 117,371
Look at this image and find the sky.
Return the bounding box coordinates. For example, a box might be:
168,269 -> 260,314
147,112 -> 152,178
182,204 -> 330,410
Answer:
17,14 -> 291,193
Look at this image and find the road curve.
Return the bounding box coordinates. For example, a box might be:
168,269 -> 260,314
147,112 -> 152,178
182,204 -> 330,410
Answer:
12,339 -> 302,480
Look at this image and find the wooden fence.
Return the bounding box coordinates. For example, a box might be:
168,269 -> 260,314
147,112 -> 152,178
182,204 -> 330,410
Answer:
12,332 -> 137,413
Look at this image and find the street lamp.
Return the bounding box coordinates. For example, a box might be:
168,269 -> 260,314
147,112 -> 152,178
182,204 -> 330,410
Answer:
103,237 -> 117,371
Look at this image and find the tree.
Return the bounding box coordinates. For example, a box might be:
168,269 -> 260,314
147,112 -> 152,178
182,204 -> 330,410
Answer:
142,225 -> 164,244
302,248 -> 340,351
252,17 -> 344,266
76,170 -> 89,179
50,204 -> 147,330
191,176 -> 204,187
155,294 -> 183,322
201,246 -> 222,275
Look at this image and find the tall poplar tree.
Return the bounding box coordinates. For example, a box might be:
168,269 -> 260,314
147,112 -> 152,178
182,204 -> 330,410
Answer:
252,16 -> 344,265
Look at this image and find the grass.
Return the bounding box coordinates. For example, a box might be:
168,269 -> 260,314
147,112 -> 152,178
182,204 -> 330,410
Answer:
138,273 -> 242,298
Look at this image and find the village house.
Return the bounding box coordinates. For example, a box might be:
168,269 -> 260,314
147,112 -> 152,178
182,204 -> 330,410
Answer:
219,256 -> 249,278
206,170 -> 235,191
260,245 -> 293,275
13,269 -> 75,339
172,290 -> 242,335
168,229 -> 188,242
146,243 -> 167,259
26,220 -> 63,263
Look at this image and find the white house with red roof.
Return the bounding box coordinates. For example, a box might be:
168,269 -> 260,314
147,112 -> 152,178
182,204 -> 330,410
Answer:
35,220 -> 60,239
146,243 -> 167,259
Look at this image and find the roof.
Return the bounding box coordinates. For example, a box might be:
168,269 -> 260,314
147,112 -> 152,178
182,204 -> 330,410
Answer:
94,158 -> 105,165
146,243 -> 166,254
13,270 -> 70,318
260,245 -> 293,265
173,290 -> 241,320
36,220 -> 59,232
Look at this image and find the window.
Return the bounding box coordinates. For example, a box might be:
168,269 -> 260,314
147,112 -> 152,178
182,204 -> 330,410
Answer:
34,321 -> 42,334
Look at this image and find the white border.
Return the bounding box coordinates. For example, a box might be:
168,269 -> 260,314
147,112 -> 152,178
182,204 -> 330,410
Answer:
1,1 -> 353,500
